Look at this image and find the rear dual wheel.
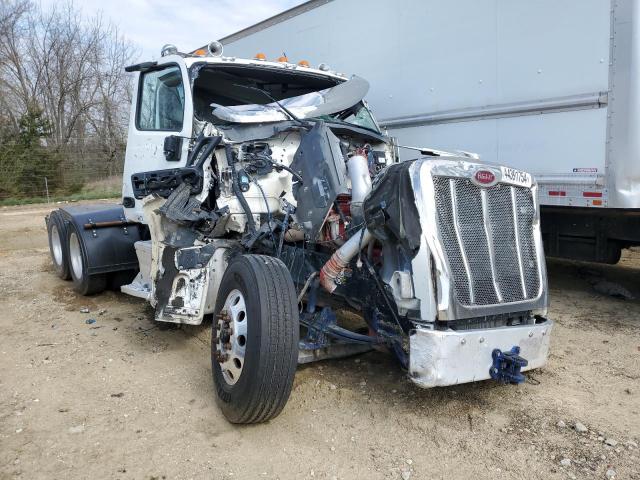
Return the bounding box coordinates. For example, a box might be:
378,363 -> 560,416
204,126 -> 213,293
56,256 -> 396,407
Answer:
47,210 -> 134,295
212,254 -> 299,424
66,223 -> 107,296
47,211 -> 71,280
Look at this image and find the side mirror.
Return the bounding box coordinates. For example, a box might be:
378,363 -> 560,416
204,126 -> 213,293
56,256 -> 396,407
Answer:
164,135 -> 183,161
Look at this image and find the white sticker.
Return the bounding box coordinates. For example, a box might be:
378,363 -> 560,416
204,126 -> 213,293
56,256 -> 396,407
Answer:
501,166 -> 532,187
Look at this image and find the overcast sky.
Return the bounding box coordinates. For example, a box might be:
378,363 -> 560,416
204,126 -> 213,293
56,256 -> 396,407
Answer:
38,0 -> 305,60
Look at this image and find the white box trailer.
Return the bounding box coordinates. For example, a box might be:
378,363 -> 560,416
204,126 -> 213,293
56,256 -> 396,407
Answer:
219,0 -> 640,263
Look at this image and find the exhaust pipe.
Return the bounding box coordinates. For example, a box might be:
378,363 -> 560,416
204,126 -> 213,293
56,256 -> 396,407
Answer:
319,148 -> 374,293
320,228 -> 372,292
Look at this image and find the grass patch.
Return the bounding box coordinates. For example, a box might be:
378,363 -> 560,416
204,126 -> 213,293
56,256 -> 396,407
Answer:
0,189 -> 121,207
0,175 -> 123,207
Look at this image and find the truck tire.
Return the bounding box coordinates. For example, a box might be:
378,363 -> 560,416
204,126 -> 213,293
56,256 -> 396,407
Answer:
107,270 -> 138,290
66,223 -> 107,296
47,211 -> 71,280
212,254 -> 299,424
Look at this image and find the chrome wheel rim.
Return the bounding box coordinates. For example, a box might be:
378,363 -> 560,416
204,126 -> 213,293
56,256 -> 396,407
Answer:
50,224 -> 63,266
215,289 -> 248,385
68,232 -> 83,280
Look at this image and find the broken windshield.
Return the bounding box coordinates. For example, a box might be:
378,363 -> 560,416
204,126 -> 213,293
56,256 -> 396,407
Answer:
191,64 -> 378,132
312,101 -> 379,133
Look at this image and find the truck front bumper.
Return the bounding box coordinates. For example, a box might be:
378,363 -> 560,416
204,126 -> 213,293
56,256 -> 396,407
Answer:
408,319 -> 553,388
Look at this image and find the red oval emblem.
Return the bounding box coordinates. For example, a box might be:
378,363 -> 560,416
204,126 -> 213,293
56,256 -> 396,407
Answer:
474,170 -> 495,185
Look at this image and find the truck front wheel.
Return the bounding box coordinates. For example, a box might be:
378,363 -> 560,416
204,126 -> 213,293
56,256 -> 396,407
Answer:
66,224 -> 107,296
212,254 -> 299,424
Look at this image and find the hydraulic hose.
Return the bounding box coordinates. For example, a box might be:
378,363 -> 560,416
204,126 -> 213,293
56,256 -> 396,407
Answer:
194,136 -> 222,170
186,134 -> 210,166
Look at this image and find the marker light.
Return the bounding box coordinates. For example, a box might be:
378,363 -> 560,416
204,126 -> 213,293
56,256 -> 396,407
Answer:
255,53 -> 266,60
298,60 -> 310,67
193,48 -> 207,56
277,55 -> 288,63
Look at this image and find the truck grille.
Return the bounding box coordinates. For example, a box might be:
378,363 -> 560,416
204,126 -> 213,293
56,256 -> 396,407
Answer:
433,177 -> 540,306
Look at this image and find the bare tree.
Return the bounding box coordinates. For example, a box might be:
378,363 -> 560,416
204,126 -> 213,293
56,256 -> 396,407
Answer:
0,0 -> 139,198
0,0 -> 32,130
0,1 -> 137,144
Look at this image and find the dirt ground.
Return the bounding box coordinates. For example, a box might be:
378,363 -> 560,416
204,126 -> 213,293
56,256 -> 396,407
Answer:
0,202 -> 638,480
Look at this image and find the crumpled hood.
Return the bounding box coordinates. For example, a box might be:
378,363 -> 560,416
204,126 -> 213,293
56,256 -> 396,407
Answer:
210,75 -> 370,123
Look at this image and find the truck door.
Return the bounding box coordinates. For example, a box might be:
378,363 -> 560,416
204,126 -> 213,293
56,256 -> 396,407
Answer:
122,61 -> 193,222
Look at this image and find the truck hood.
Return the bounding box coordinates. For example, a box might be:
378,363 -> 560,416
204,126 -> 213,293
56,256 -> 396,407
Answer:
210,75 -> 369,123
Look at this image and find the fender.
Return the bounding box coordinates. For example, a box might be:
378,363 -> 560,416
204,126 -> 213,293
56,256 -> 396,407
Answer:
56,204 -> 142,275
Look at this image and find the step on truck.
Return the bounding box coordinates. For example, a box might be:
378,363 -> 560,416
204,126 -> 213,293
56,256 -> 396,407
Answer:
45,42 -> 553,423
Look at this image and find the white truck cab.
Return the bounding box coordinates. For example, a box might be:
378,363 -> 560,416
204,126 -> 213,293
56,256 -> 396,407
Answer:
46,42 -> 552,424
122,52 -> 348,223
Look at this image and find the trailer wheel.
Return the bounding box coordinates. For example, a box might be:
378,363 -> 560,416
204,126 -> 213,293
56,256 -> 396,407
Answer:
47,211 -> 71,280
212,254 -> 299,424
66,224 -> 107,296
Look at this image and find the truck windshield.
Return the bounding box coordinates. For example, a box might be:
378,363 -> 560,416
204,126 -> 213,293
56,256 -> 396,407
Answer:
191,64 -> 379,133
312,103 -> 379,132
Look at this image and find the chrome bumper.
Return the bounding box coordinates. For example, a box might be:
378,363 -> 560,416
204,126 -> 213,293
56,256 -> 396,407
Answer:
408,319 -> 553,388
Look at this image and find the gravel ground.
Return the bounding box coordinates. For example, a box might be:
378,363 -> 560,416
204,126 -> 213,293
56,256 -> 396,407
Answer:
0,202 -> 639,480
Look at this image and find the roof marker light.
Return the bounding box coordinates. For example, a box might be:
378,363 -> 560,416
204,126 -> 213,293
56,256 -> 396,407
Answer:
255,53 -> 266,60
277,55 -> 289,63
298,60 -> 310,67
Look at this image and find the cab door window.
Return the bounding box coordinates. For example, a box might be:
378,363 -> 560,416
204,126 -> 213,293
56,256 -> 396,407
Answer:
137,65 -> 185,131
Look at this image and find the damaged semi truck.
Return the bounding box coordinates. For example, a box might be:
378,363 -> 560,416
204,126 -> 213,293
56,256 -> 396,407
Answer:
45,42 -> 552,423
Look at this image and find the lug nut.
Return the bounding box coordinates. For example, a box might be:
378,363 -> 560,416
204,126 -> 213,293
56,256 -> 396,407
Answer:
213,352 -> 229,363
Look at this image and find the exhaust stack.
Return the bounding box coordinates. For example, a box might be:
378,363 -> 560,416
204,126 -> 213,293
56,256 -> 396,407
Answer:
347,150 -> 372,224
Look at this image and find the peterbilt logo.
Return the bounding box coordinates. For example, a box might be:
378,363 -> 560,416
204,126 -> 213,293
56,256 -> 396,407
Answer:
473,170 -> 498,187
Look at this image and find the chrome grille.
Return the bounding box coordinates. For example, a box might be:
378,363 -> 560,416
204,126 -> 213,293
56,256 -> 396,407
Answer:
433,177 -> 540,307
